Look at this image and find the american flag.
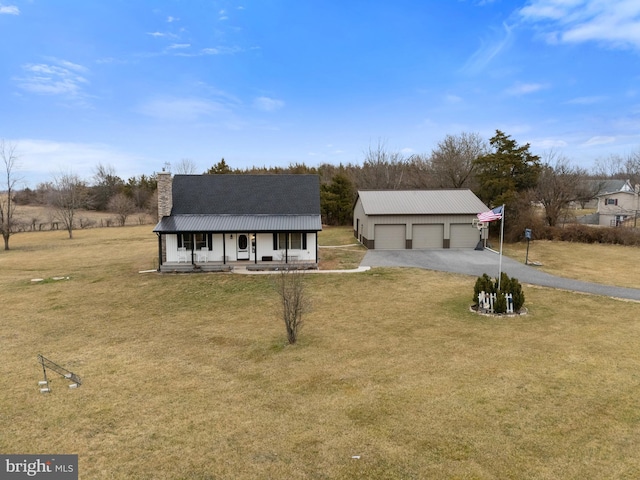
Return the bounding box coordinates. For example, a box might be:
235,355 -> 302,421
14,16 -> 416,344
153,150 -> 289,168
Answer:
477,205 -> 503,222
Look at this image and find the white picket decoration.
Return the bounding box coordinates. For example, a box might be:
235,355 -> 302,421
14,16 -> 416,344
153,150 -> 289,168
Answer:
478,291 -> 496,312
477,291 -> 514,314
505,293 -> 514,314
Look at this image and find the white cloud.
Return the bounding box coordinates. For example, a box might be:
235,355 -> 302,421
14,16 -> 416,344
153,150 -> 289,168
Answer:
519,0 -> 640,50
583,135 -> 616,146
462,22 -> 514,74
13,139 -> 152,187
0,4 -> 19,15
16,59 -> 89,98
253,96 -> 284,112
444,94 -> 463,103
532,138 -> 568,149
147,31 -> 178,39
566,95 -> 607,105
506,82 -> 548,95
168,43 -> 191,50
167,16 -> 178,23
201,46 -> 242,55
136,97 -> 227,121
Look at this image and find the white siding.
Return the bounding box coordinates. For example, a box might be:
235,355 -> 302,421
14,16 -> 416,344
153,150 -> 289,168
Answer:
166,232 -> 318,262
255,233 -> 317,262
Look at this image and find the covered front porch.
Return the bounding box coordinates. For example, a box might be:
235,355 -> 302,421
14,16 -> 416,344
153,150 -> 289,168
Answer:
153,214 -> 322,273
158,258 -> 318,273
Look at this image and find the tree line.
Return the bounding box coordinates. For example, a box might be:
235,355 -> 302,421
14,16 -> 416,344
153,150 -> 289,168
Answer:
1,131 -> 639,250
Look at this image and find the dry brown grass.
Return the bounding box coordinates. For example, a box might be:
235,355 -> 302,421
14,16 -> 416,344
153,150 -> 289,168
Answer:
318,226 -> 366,270
12,204 -> 154,231
1,227 -> 640,478
502,239 -> 640,289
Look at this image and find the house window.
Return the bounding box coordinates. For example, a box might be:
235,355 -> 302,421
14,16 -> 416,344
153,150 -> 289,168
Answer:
195,233 -> 207,250
606,198 -> 618,206
178,233 -> 193,250
274,233 -> 307,250
178,233 -> 208,250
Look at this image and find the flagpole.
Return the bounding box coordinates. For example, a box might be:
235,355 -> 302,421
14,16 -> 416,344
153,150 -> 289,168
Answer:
498,204 -> 505,290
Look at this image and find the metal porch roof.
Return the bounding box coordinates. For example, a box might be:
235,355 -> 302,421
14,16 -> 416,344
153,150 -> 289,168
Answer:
153,214 -> 322,233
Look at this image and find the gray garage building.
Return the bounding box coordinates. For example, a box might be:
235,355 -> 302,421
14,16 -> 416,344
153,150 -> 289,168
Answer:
353,190 -> 489,250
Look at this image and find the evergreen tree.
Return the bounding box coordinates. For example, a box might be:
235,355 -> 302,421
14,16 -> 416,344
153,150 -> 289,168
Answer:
206,158 -> 233,174
474,130 -> 541,208
321,173 -> 355,225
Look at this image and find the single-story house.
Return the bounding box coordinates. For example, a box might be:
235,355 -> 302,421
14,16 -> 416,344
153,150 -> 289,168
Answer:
353,189 -> 489,249
153,173 -> 322,271
595,180 -> 640,227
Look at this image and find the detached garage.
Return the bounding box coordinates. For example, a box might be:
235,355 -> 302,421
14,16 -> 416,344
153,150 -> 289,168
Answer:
353,190 -> 489,250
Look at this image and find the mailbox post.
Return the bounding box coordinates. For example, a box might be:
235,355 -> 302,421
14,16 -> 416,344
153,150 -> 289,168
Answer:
524,228 -> 532,265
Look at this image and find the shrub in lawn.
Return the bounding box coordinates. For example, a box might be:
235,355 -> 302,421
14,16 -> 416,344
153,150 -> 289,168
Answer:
493,290 -> 507,313
473,273 -> 495,306
473,272 -> 525,314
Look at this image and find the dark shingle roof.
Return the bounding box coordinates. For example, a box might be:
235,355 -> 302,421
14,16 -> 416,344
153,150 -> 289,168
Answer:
171,174 -> 321,215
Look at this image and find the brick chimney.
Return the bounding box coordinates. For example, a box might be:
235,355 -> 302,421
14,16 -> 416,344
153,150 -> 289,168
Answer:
157,170 -> 173,220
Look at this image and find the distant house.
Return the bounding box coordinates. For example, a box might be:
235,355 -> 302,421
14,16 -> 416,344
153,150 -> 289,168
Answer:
153,173 -> 322,272
596,180 -> 640,227
353,190 -> 489,249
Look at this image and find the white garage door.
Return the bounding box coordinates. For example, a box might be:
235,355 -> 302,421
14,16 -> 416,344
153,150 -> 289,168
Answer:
450,223 -> 480,248
374,224 -> 405,249
412,224 -> 443,249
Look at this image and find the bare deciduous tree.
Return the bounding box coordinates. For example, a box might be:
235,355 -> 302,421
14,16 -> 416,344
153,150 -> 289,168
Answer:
174,158 -> 199,174
429,132 -> 487,189
593,154 -> 625,179
356,141 -> 408,189
91,163 -> 124,211
108,192 -> 136,226
51,172 -> 87,239
536,152 -> 588,227
0,140 -> 20,250
274,266 -> 309,345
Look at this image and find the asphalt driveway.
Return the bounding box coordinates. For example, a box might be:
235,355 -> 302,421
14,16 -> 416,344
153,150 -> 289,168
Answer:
360,249 -> 640,302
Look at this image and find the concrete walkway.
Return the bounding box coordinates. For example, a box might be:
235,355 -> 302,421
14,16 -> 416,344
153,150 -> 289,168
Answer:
361,249 -> 640,302
232,265 -> 371,275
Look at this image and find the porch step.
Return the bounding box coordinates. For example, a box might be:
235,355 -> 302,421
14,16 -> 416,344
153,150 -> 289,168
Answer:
159,263 -> 233,273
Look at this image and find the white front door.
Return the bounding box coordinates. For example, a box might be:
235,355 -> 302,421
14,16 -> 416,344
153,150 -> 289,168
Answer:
237,233 -> 250,260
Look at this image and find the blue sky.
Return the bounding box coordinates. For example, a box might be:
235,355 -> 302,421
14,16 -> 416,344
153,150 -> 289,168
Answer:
1,0 -> 639,187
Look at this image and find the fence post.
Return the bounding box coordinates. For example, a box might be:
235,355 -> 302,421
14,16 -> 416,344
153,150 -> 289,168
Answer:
505,293 -> 513,313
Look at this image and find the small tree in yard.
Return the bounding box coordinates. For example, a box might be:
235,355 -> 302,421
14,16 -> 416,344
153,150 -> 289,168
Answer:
274,267 -> 309,344
0,140 -> 20,250
108,192 -> 136,226
51,171 -> 88,239
473,273 -> 495,305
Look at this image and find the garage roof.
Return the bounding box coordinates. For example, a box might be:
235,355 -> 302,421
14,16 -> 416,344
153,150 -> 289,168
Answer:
357,190 -> 488,215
